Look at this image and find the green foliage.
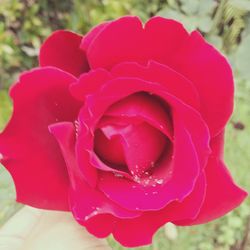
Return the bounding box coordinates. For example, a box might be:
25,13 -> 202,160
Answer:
0,1 -> 250,250
158,0 -> 216,32
0,91 -> 12,129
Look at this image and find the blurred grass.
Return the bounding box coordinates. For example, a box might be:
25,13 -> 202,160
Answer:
1,0 -> 250,250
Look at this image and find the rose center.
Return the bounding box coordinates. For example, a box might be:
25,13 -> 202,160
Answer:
94,122 -> 168,176
94,92 -> 172,176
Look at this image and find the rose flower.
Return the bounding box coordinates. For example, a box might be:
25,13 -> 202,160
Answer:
0,16 -> 247,247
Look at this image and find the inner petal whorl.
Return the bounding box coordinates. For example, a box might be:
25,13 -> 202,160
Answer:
94,92 -> 172,177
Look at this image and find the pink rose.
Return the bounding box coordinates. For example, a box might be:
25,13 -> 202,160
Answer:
0,16 -> 247,247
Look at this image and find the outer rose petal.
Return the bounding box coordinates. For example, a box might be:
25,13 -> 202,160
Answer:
174,132 -> 248,225
83,16 -> 189,69
112,172 -> 206,247
0,67 -> 81,210
49,122 -> 141,237
171,31 -> 234,136
39,30 -> 89,77
81,21 -> 110,51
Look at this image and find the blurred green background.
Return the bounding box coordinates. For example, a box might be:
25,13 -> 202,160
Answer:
0,0 -> 250,249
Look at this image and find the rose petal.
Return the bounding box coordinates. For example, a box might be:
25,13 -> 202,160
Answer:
76,123 -> 99,187
105,92 -> 173,140
39,30 -> 89,76
112,171 -> 206,247
94,128 -> 127,166
97,115 -> 173,183
112,215 -> 158,247
171,31 -> 234,136
70,68 -> 113,102
49,122 -> 141,237
81,21 -> 110,52
111,61 -> 200,111
98,123 -> 199,210
82,214 -> 115,238
0,67 -> 81,210
84,16 -> 189,70
174,132 -> 248,225
100,122 -> 167,176
163,171 -> 207,221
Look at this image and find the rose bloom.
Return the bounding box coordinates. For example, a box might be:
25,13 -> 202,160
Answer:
0,16 -> 247,247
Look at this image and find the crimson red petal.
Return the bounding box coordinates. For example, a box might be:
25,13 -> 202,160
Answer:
171,31 -> 234,136
81,21 -> 110,52
105,92 -> 173,140
112,171 -> 206,247
84,16 -> 189,70
111,61 -> 200,110
101,122 -> 167,176
39,30 -> 89,76
70,68 -> 113,102
49,122 -> 141,237
0,67 -> 81,210
174,132 -> 247,225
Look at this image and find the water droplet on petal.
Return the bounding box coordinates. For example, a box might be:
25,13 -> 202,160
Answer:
133,175 -> 141,183
114,172 -> 123,178
156,179 -> 164,185
84,215 -> 90,221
